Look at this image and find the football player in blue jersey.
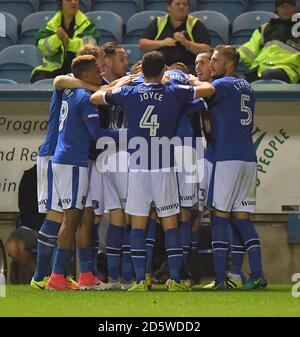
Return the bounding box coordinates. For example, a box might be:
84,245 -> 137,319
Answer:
31,45 -> 105,291
91,51 -> 215,291
207,45 -> 267,290
46,55 -> 118,290
194,49 -> 246,290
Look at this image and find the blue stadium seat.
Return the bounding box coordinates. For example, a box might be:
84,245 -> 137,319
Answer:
92,0 -> 143,23
236,62 -> 249,74
250,0 -> 275,12
231,11 -> 277,45
0,0 -> 38,24
252,79 -> 287,84
124,10 -> 166,44
85,11 -> 123,44
0,78 -> 17,83
145,0 -> 197,11
0,44 -> 42,83
122,44 -> 143,70
39,0 -> 91,12
196,0 -> 248,23
18,11 -> 55,45
30,78 -> 53,86
190,10 -> 229,46
0,12 -> 18,51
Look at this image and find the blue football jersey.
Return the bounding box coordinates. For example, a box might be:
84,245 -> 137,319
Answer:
38,89 -> 63,157
106,82 -> 195,169
53,88 -> 102,167
209,77 -> 256,162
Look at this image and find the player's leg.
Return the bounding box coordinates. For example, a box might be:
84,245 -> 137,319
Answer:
232,212 -> 266,289
120,213 -> 133,289
106,208 -> 125,287
89,161 -> 105,280
31,210 -> 62,288
77,206 -> 103,289
104,152 -> 129,288
153,170 -> 189,291
231,161 -> 266,289
211,208 -> 231,289
126,170 -> 153,291
32,157 -> 62,287
145,208 -> 157,288
46,164 -> 87,290
209,161 -> 238,289
227,217 -> 245,288
128,215 -> 149,291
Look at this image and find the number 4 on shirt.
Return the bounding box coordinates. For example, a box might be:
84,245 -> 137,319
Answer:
139,105 -> 160,136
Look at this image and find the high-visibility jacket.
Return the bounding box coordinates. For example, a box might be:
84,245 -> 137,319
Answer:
154,14 -> 200,42
32,10 -> 99,76
239,18 -> 300,83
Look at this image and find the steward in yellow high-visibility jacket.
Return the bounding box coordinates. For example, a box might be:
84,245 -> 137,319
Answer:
31,9 -> 99,83
239,0 -> 300,83
139,0 -> 210,72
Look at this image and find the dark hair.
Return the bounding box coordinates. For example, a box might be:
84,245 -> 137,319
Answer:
130,60 -> 142,75
197,48 -> 214,60
76,44 -> 104,59
167,0 -> 190,5
142,51 -> 165,78
101,42 -> 123,57
57,0 -> 62,10
215,45 -> 240,69
168,62 -> 190,74
71,54 -> 97,79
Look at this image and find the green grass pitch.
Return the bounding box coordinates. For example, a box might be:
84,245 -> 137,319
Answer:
0,285 -> 299,317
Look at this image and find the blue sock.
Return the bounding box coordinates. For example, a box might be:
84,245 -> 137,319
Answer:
180,220 -> 191,270
145,218 -> 156,274
52,248 -> 73,275
191,229 -> 200,252
233,218 -> 263,279
212,215 -> 230,284
121,224 -> 133,282
34,219 -> 60,281
130,228 -> 146,283
230,224 -> 245,275
92,224 -> 100,276
106,224 -> 124,280
165,228 -> 183,283
78,248 -> 93,273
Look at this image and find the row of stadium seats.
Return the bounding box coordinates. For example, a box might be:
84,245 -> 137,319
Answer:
0,10 -> 278,51
0,44 -> 143,83
0,42 -> 293,84
0,0 -> 293,24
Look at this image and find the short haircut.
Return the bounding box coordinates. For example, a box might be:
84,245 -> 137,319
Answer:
167,0 -> 189,5
77,44 -> 104,58
197,48 -> 214,60
168,62 -> 190,74
130,60 -> 142,75
215,45 -> 240,69
142,51 -> 165,78
71,54 -> 97,79
101,42 -> 123,57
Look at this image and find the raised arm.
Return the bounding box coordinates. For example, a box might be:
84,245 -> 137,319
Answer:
188,75 -> 215,98
53,75 -> 100,92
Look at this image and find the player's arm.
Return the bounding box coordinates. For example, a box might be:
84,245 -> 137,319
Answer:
188,75 -> 215,98
80,95 -> 120,142
90,90 -> 107,105
53,75 -> 100,92
90,82 -> 129,105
